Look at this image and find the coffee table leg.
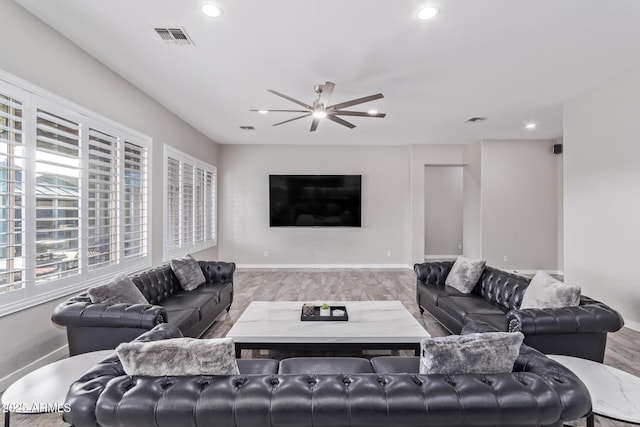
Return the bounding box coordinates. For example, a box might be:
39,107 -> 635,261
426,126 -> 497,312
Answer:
586,413 -> 594,427
414,344 -> 420,356
4,411 -> 9,427
235,344 -> 242,359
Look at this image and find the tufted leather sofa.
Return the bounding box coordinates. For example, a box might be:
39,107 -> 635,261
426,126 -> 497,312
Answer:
63,323 -> 591,427
415,261 -> 624,362
52,261 -> 235,356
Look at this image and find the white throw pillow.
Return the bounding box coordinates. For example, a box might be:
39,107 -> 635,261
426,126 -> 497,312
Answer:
520,271 -> 581,309
445,256 -> 486,293
170,254 -> 206,291
87,273 -> 148,305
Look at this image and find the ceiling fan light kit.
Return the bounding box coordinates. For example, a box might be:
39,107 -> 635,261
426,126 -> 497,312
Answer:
251,81 -> 385,132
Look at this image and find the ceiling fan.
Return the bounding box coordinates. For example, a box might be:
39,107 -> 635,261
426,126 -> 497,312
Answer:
251,81 -> 385,132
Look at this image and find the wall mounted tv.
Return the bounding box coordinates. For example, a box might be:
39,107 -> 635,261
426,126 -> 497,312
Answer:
269,175 -> 362,227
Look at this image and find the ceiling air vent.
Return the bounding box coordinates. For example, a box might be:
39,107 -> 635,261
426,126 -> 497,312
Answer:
154,27 -> 194,45
239,126 -> 256,131
465,117 -> 487,123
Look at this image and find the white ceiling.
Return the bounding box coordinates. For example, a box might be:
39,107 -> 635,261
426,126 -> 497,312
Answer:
14,0 -> 640,146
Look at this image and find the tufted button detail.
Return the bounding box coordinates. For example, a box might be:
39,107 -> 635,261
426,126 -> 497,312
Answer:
270,377 -> 280,386
377,376 -> 388,386
161,381 -> 173,390
234,378 -> 246,388
342,376 -> 352,386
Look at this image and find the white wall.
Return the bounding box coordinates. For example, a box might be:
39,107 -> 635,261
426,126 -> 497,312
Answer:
556,138 -> 564,272
0,1 -> 220,390
219,145 -> 411,266
424,166 -> 463,258
463,141 -> 482,259
564,70 -> 640,329
481,140 -> 558,271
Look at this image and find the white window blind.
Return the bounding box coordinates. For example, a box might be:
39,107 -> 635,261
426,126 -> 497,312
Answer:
0,73 -> 152,315
0,93 -> 25,296
35,109 -> 81,283
164,146 -> 217,259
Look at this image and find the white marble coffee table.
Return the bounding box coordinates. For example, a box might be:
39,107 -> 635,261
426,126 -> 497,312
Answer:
548,355 -> 640,426
2,350 -> 113,427
226,301 -> 430,358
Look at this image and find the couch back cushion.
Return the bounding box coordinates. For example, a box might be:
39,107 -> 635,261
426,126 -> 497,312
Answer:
131,265 -> 183,304
474,266 -> 530,310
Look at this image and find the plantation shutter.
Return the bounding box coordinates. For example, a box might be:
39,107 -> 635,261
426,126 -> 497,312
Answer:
166,157 -> 181,250
35,109 -> 80,283
0,93 -> 25,295
123,141 -> 147,258
194,167 -> 205,242
181,163 -> 194,246
205,170 -> 216,242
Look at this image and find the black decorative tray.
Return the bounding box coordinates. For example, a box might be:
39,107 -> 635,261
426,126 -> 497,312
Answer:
300,305 -> 349,321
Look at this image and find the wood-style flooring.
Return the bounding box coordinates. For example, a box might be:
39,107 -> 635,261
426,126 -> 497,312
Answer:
5,268 -> 639,426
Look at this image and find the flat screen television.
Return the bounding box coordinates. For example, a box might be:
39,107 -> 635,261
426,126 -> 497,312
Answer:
269,175 -> 362,227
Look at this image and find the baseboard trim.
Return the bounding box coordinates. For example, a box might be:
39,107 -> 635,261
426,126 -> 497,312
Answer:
236,264 -> 412,270
0,344 -> 69,393
424,255 -> 458,260
510,269 -> 564,276
624,320 -> 640,332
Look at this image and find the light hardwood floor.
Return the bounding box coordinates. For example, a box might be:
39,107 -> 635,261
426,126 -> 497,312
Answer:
5,268 -> 639,426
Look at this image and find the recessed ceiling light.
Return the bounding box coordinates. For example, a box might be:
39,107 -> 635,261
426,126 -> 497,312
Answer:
417,6 -> 439,20
258,110 -> 269,114
368,109 -> 378,115
525,123 -> 537,130
312,110 -> 327,119
201,4 -> 223,18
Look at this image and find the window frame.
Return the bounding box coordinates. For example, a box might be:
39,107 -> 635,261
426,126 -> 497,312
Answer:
0,70 -> 153,317
163,145 -> 217,261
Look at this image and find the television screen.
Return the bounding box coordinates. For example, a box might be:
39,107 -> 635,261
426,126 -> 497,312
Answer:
269,175 -> 362,227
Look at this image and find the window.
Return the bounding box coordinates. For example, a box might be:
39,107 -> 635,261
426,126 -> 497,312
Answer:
0,73 -> 151,315
164,146 -> 216,259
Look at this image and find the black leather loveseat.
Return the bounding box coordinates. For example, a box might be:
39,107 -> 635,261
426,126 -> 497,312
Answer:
52,261 -> 235,355
63,323 -> 591,427
415,261 -> 624,362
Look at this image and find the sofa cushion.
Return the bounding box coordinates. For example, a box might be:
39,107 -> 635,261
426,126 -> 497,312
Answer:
371,356 -> 420,374
167,290 -> 221,321
161,306 -> 200,332
419,332 -> 524,375
116,337 -> 239,376
87,273 -> 148,305
279,357 -> 373,374
438,296 -> 507,325
419,283 -> 467,307
445,256 -> 486,293
463,313 -> 509,331
170,254 -> 206,291
237,359 -> 279,375
520,271 -> 581,309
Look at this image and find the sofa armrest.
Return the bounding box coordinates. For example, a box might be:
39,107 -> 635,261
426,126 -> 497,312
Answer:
51,294 -> 166,329
414,261 -> 453,287
199,260 -> 236,285
506,296 -> 624,334
64,324 -> 182,427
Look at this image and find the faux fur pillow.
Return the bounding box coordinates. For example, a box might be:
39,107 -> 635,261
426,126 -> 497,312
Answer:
87,273 -> 148,305
116,337 -> 239,376
520,271 -> 581,309
419,332 -> 524,375
445,256 -> 486,293
170,254 -> 206,291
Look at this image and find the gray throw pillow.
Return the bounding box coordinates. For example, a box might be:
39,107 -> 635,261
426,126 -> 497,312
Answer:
520,271 -> 581,309
116,337 -> 239,376
419,332 -> 524,375
87,273 -> 148,305
170,254 -> 206,291
445,256 -> 486,293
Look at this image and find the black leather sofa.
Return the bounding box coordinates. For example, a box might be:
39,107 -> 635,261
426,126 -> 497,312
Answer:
52,261 -> 235,355
63,323 -> 591,427
415,261 -> 624,362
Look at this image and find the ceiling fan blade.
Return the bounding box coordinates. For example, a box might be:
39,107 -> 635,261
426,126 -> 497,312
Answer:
327,115 -> 356,129
250,109 -> 309,113
310,116 -> 321,132
272,113 -> 312,126
334,110 -> 386,118
317,81 -> 335,108
267,90 -> 313,109
328,93 -> 384,110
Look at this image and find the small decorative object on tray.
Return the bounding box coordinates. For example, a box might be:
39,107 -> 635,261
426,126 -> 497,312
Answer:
300,304 -> 349,321
302,303 -> 314,316
320,303 -> 331,316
